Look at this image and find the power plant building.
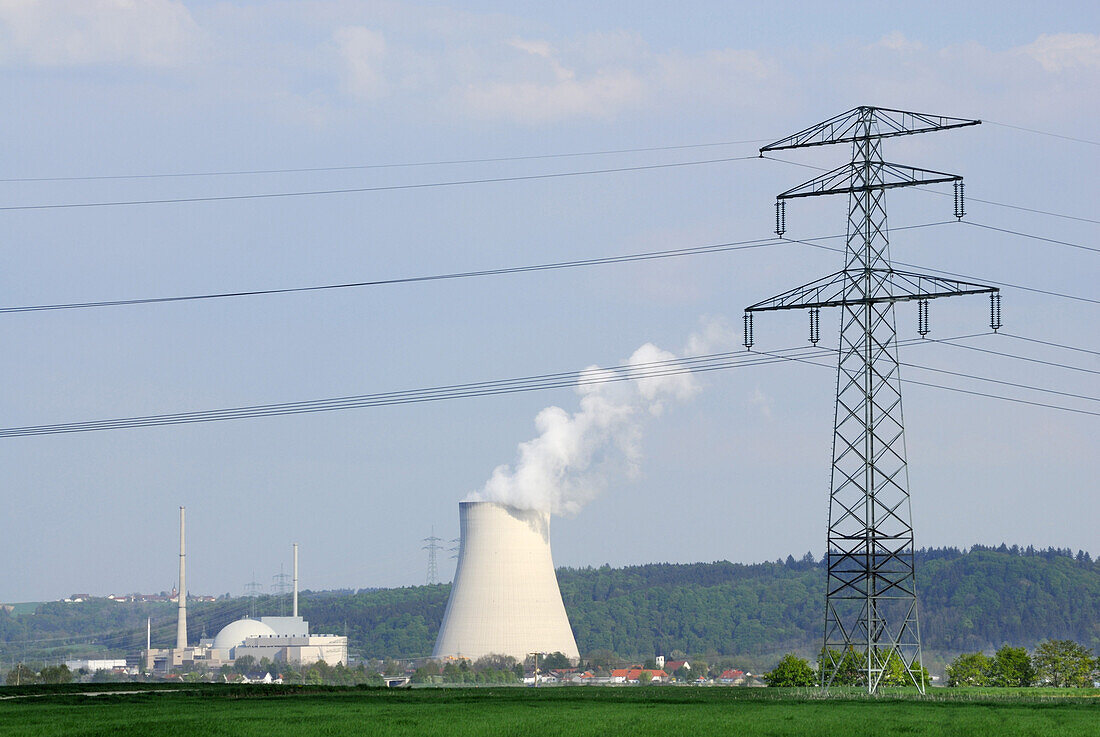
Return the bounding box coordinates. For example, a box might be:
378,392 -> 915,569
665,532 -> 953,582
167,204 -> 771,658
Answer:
205,615 -> 348,667
148,518 -> 346,671
433,501 -> 579,663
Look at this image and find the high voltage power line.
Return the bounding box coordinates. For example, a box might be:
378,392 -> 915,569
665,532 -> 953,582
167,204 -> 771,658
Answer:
1,220 -> 1094,315
783,234 -> 1100,306
984,120 -> 1100,148
964,221 -> 1100,255
0,222 -> 941,315
1000,333 -> 1100,357
0,232 -> 795,313
758,347 -> 1100,419
0,333 -> 1095,439
0,155 -> 760,211
0,138 -> 771,183
0,118 -> 1091,185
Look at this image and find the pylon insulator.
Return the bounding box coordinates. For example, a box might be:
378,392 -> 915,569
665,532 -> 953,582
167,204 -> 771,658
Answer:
953,180 -> 965,220
743,312 -> 754,349
775,200 -> 786,237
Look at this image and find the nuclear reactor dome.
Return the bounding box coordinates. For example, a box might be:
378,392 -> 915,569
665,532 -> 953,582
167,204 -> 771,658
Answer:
433,501 -> 579,662
213,618 -> 278,653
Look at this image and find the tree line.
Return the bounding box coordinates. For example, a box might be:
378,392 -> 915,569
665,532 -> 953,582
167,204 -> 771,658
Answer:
765,639 -> 1098,689
945,640 -> 1098,688
3,545 -> 1097,667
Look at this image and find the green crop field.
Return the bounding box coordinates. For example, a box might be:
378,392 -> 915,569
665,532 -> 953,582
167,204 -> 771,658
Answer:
2,685 -> 1098,737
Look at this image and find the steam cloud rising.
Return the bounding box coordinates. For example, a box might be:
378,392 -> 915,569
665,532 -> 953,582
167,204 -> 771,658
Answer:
466,320 -> 735,515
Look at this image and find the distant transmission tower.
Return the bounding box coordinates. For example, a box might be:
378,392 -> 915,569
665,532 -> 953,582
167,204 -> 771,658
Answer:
244,573 -> 262,619
422,527 -> 443,585
745,107 -> 1000,694
272,565 -> 292,616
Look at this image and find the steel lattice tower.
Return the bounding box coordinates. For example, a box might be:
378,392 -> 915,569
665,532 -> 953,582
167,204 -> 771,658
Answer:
744,107 -> 1001,693
423,527 -> 443,585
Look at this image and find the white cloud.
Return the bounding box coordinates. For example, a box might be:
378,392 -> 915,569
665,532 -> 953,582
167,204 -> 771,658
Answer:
654,48 -> 774,108
683,315 -> 740,357
461,68 -> 645,123
457,35 -> 774,124
333,26 -> 389,99
0,0 -> 201,67
747,387 -> 773,420
1021,33 -> 1100,72
872,32 -> 924,53
459,36 -> 645,123
507,37 -> 554,60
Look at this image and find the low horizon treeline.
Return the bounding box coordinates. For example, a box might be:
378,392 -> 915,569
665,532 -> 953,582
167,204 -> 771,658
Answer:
764,639 -> 1099,689
945,640 -> 1098,688
3,545 -> 1097,667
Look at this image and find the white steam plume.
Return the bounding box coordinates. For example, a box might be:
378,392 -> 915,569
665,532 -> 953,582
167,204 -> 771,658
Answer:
466,318 -> 737,516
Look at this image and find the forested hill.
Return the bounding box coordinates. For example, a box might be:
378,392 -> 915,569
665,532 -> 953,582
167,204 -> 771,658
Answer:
3,546 -> 1097,666
301,545 -> 1098,663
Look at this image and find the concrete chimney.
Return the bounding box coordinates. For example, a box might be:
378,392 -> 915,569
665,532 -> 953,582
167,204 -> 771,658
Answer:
176,506 -> 187,650
292,543 -> 299,618
433,501 -> 579,662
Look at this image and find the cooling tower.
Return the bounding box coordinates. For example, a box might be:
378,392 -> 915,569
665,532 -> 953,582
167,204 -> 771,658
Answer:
432,501 -> 579,663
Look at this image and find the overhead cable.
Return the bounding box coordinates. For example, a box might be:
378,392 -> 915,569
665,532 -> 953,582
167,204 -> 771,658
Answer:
934,340 -> 1100,376
984,120 -> 1100,148
0,222 -> 954,315
1,334 -> 1095,438
0,234 -> 789,314
785,234 -> 1100,307
756,346 -> 1100,419
964,220 -> 1100,255
1001,333 -> 1100,358
0,138 -> 770,184
0,155 -> 760,212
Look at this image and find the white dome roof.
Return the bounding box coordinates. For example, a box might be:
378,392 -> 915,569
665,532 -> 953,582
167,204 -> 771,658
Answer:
213,618 -> 278,651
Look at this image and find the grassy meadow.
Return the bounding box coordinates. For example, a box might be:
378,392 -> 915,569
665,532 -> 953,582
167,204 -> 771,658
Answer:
2,685 -> 1098,737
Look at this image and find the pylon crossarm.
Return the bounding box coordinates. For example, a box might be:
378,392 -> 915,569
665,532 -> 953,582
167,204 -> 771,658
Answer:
778,161 -> 961,200
747,269 -> 998,313
761,106 -> 980,152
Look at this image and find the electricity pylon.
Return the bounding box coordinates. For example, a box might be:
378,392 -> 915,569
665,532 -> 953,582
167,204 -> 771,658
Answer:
423,527 -> 443,585
273,565 -> 291,616
744,106 -> 1001,694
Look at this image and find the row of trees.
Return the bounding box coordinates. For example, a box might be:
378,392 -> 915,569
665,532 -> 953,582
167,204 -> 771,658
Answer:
3,663 -> 74,685
946,641 -> 1098,688
4,546 -> 1097,665
765,651 -> 930,688
411,655 -> 523,684
765,640 -> 1100,689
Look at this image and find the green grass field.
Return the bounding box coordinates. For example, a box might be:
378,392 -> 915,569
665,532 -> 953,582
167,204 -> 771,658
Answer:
2,685 -> 1098,737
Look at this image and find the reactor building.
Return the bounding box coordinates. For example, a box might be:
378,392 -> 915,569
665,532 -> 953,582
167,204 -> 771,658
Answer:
432,501 -> 579,663
148,513 -> 347,671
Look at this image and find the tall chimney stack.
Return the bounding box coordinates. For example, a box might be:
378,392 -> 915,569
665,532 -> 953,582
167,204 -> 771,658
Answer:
176,506 -> 187,650
292,543 -> 299,618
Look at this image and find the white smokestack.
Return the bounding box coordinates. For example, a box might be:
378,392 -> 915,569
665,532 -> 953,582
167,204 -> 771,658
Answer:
433,501 -> 579,662
292,543 -> 299,618
176,506 -> 187,650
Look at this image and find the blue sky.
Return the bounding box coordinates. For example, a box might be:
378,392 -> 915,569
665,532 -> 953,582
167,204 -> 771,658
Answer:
0,1 -> 1097,602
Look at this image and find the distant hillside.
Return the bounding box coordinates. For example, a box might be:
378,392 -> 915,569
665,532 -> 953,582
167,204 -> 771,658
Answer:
307,546 -> 1100,665
3,546 -> 1097,669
